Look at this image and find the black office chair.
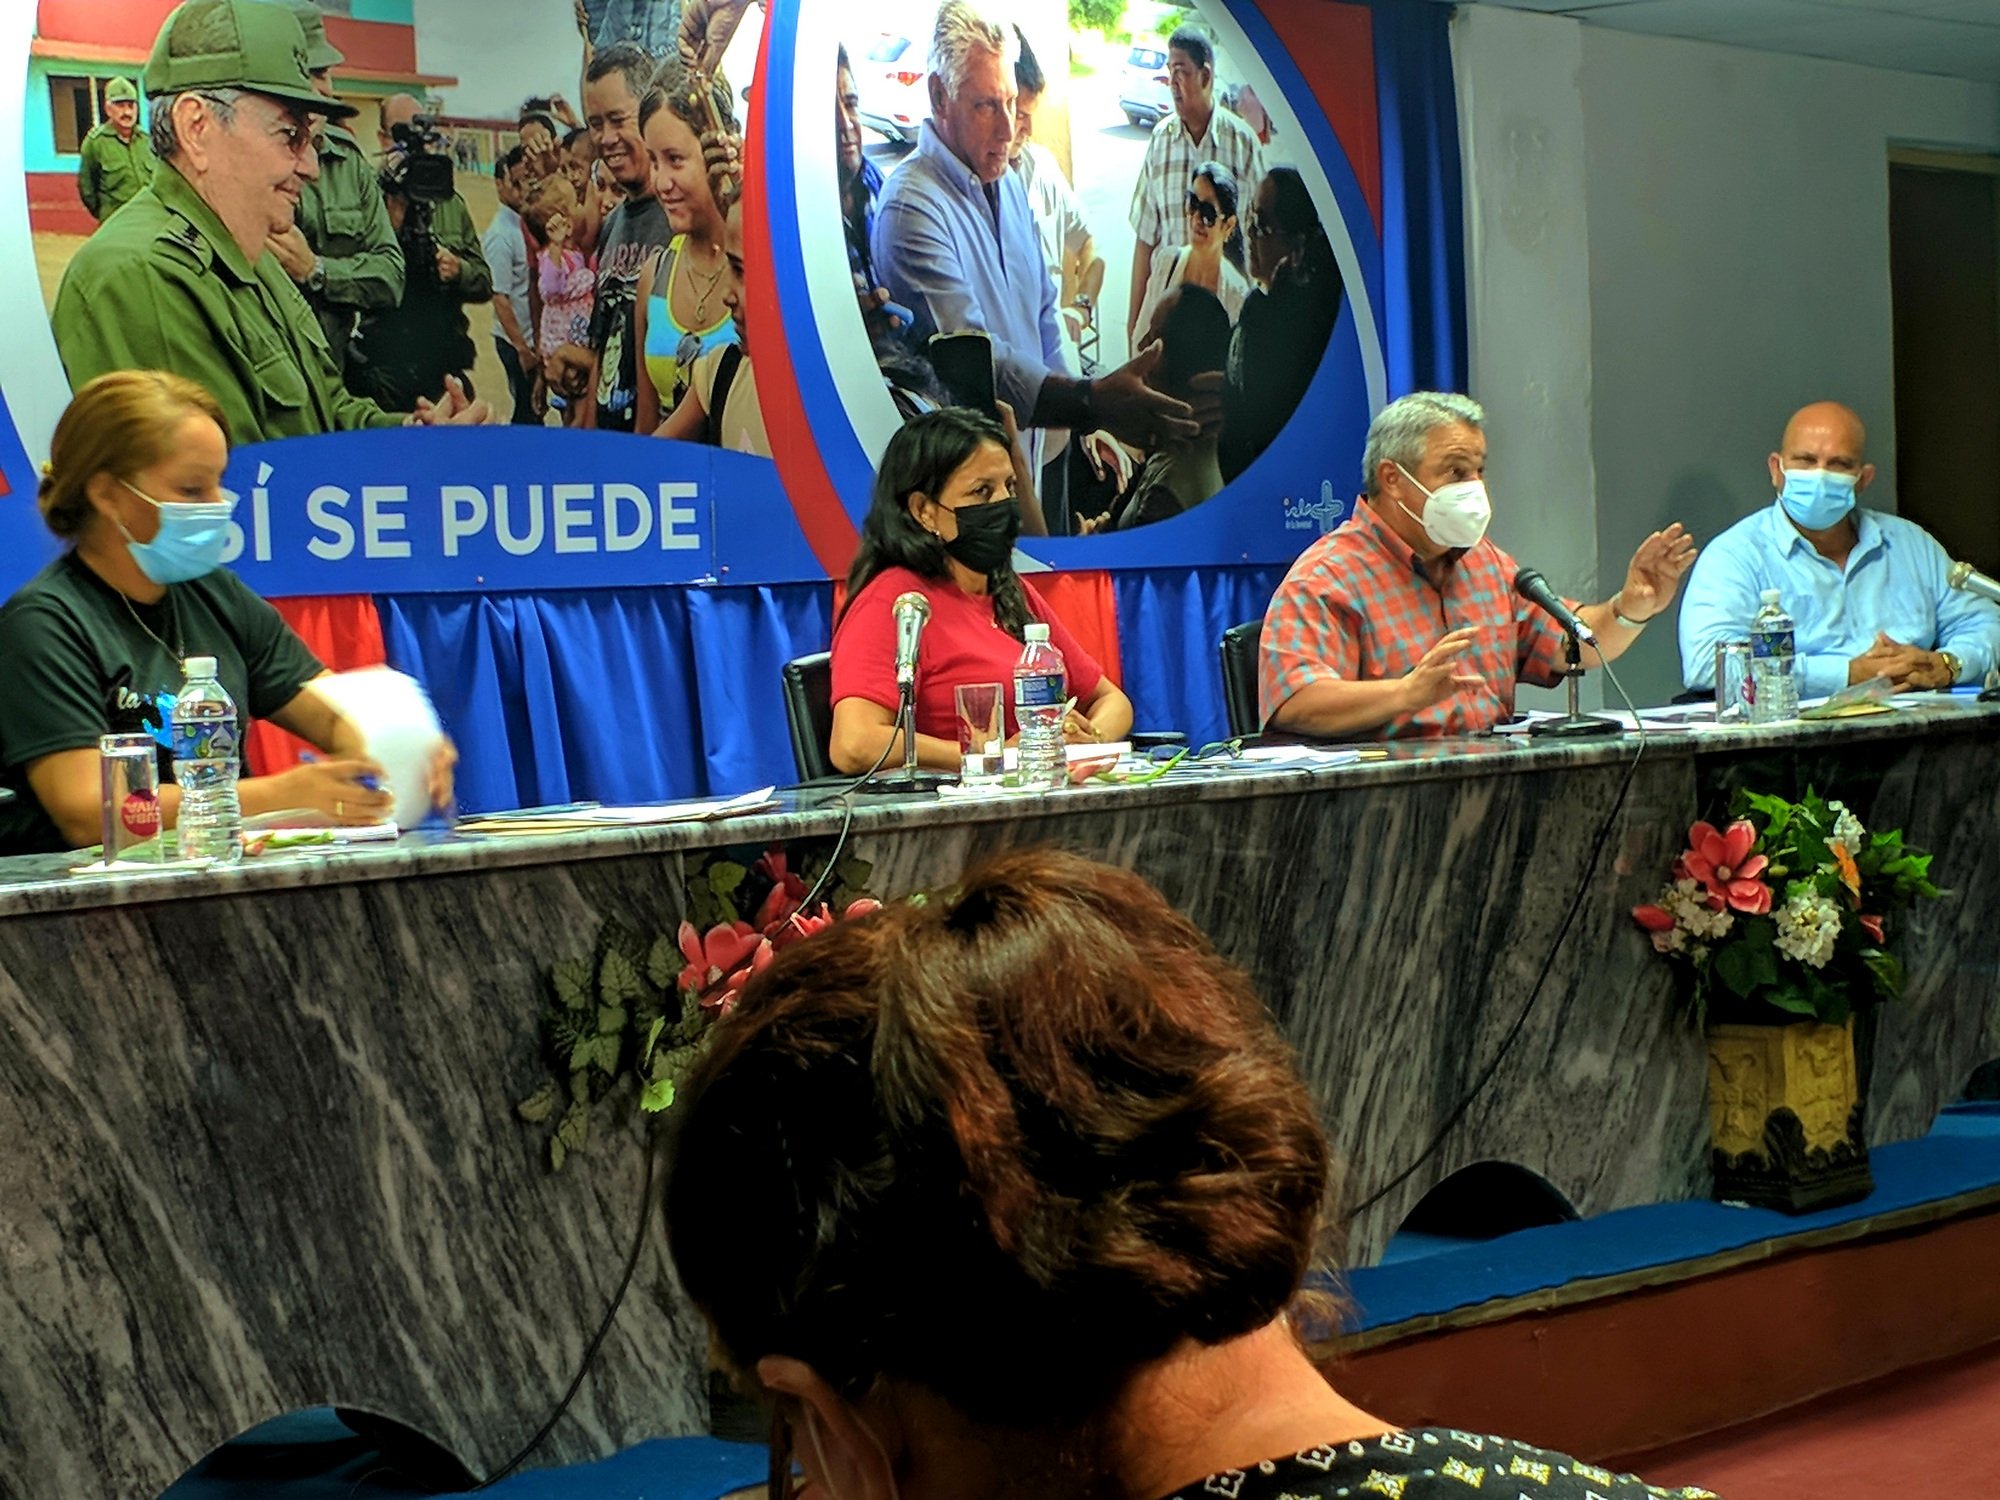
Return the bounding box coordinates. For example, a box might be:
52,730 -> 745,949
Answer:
1218,619 -> 1264,739
780,652 -> 836,783
781,650 -> 1185,785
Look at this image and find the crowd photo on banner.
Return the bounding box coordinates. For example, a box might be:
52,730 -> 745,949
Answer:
32,0 -> 772,458
836,0 -> 1346,537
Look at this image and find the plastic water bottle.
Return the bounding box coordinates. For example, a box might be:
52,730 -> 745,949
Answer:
1013,623 -> 1067,790
172,656 -> 243,863
1749,589 -> 1799,724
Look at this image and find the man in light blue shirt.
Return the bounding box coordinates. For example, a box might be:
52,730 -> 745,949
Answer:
481,147 -> 539,425
1679,401 -> 2000,696
872,2 -> 1194,453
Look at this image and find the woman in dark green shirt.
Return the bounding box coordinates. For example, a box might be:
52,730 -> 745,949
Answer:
0,370 -> 428,854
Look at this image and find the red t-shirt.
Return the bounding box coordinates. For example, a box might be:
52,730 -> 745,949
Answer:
831,566 -> 1106,741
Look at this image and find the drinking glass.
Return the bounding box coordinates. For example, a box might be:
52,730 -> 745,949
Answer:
99,732 -> 162,861
955,682 -> 1005,783
1715,640 -> 1753,722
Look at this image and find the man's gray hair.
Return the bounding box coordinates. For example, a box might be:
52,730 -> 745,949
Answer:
1361,391 -> 1485,495
148,87 -> 242,161
930,1 -> 1019,100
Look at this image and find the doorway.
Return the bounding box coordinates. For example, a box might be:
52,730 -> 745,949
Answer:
1888,150 -> 2000,578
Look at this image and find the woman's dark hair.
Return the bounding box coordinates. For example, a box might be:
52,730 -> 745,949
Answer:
1262,165 -> 1336,289
842,407 -> 1031,639
1189,159 -> 1245,273
1156,284 -> 1232,398
664,849 -> 1333,1432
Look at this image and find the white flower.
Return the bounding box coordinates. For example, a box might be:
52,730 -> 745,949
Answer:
1774,884 -> 1843,969
1828,802 -> 1866,856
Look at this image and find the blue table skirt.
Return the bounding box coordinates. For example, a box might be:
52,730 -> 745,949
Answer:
379,565 -> 1284,814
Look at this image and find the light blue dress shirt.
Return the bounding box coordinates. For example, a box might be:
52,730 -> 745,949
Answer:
872,123 -> 1071,417
1678,498 -> 2000,696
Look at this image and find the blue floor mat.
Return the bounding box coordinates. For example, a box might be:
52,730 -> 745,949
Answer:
1347,1104 -> 2000,1333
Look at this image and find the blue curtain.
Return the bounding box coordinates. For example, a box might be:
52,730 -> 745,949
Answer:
1372,0 -> 1468,396
377,583 -> 834,813
1112,564 -> 1289,749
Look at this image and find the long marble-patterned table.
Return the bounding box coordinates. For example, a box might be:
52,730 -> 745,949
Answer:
2,703 -> 1996,1498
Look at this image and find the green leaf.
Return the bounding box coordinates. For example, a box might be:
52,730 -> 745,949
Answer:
1715,924 -> 1779,999
596,1005 -> 628,1037
549,1135 -> 568,1171
641,1077 -> 677,1113
641,1015 -> 667,1066
599,948 -> 642,1008
578,1032 -> 621,1077
570,1069 -> 593,1105
1761,984 -> 1819,1018
569,1033 -> 596,1073
709,861 -> 748,899
837,855 -> 875,892
1861,948 -> 1906,1002
516,1081 -> 559,1124
557,1100 -> 591,1156
553,958 -> 594,1012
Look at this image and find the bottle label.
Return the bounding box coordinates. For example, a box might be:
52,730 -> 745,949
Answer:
1015,671 -> 1065,709
172,713 -> 239,764
1751,629 -> 1794,661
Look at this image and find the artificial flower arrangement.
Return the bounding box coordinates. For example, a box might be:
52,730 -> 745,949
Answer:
519,843 -> 880,1169
1632,789 -> 1942,1025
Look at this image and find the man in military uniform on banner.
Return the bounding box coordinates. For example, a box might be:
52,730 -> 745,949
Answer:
270,0 -> 404,380
49,0 -> 490,441
76,77 -> 156,226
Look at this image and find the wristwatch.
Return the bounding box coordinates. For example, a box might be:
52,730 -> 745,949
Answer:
306,256 -> 327,294
1611,591 -> 1652,629
1939,649 -> 1962,685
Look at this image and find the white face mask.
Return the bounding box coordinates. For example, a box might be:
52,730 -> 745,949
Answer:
1394,462 -> 1492,550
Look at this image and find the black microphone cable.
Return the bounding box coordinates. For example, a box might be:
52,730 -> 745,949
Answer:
1347,648 -> 1650,1219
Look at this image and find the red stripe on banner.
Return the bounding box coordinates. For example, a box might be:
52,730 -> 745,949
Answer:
746,20 -> 860,581
1262,2 -> 1383,231
1033,570 -> 1122,687
245,595 -> 387,776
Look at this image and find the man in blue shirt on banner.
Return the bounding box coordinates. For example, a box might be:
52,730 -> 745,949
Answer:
873,1 -> 1197,453
1678,401 -> 2000,696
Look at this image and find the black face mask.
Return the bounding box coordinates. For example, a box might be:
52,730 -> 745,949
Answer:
940,498 -> 1020,575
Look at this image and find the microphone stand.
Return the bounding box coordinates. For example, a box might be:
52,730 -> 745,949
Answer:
863,679 -> 957,795
1529,628 -> 1622,739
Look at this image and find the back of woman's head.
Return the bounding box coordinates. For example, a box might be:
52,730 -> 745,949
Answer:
664,848 -> 1331,1431
39,371 -> 228,541
1264,166 -> 1335,286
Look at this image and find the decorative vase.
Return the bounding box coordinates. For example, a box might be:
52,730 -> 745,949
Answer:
1704,1016 -> 1873,1213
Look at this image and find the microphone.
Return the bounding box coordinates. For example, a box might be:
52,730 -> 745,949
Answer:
892,591 -> 931,688
1948,560 -> 2000,607
1512,568 -> 1598,645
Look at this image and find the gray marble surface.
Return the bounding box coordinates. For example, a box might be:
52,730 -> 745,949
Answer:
0,701 -> 1994,1498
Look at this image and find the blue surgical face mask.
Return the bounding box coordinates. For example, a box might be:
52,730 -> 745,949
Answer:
118,480 -> 235,585
1777,468 -> 1858,532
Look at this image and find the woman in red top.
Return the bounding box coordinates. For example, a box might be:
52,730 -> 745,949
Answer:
829,408 -> 1134,774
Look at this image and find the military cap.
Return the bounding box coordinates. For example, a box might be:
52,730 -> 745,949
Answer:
103,77 -> 139,104
277,0 -> 345,73
143,0 -> 357,118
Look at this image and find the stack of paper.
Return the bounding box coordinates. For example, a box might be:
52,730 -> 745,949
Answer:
456,787 -> 779,835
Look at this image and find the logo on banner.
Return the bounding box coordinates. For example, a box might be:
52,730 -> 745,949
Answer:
1284,481 -> 1346,535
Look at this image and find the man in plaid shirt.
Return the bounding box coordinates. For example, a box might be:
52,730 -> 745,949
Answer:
1127,25 -> 1265,349
1259,392 -> 1698,739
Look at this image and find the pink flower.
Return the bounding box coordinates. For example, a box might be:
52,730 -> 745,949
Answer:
710,937 -> 775,1014
1858,913 -> 1886,945
1632,904 -> 1675,932
752,848 -> 809,932
676,919 -> 762,996
771,904 -> 835,951
844,897 -> 883,919
1681,820 -> 1772,914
